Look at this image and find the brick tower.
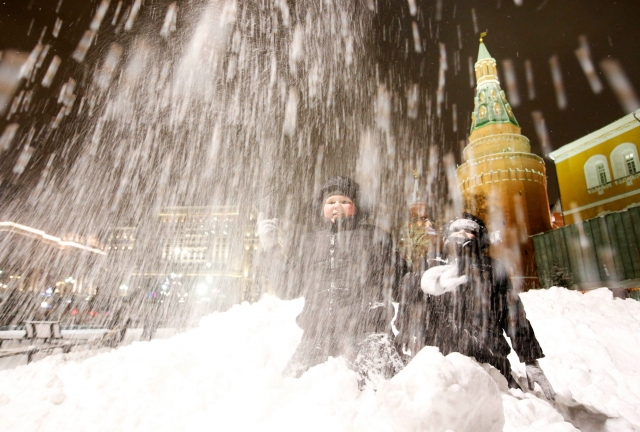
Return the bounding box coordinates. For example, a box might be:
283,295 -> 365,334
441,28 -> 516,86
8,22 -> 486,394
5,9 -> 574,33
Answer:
456,36 -> 552,290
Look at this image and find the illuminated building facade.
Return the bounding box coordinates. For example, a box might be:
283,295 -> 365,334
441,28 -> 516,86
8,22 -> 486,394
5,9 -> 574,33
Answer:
126,206 -> 259,305
0,221 -> 106,325
549,110 -> 640,226
105,227 -> 137,254
456,38 -> 553,289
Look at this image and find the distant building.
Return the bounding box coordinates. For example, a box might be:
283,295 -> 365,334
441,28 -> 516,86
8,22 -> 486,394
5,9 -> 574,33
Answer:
125,205 -> 258,306
549,110 -> 640,226
103,226 -> 138,297
0,221 -> 106,326
105,227 -> 137,255
0,220 -> 106,294
456,37 -> 553,290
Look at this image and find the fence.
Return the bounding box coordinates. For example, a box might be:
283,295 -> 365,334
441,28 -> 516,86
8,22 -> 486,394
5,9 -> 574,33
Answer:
531,205 -> 640,298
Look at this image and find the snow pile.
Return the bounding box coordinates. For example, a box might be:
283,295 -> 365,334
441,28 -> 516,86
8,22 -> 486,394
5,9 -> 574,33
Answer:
0,296 -> 507,432
510,287 -> 640,431
0,287 -> 638,431
377,348 -> 504,432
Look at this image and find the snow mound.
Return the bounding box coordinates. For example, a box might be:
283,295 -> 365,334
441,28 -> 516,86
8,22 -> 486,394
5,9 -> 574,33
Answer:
0,288 -> 638,431
0,296 -> 507,432
377,347 -> 504,432
513,287 -> 640,431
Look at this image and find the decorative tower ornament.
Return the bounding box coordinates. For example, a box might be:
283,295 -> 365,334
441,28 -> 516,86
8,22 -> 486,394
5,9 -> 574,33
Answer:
456,36 -> 553,290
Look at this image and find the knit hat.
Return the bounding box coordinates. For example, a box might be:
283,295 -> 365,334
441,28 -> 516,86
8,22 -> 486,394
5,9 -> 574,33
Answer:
318,176 -> 360,204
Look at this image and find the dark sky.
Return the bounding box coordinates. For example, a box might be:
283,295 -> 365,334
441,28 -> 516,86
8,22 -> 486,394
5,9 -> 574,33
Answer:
1,0 -> 639,205
374,0 -> 640,203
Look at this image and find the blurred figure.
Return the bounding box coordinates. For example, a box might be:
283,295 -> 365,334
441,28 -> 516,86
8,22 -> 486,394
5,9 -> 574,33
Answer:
257,176 -> 404,385
397,212 -> 555,400
99,300 -> 132,347
141,295 -> 163,341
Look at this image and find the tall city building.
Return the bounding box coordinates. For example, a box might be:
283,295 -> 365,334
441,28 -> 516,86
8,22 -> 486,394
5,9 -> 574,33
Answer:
456,37 -> 552,289
125,205 -> 258,305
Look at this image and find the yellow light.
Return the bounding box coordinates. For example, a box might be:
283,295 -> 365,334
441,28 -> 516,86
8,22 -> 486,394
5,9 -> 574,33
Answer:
0,221 -> 106,255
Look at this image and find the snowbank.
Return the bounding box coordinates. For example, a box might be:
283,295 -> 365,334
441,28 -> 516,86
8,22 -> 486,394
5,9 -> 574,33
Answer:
511,287 -> 640,431
0,287 -> 638,431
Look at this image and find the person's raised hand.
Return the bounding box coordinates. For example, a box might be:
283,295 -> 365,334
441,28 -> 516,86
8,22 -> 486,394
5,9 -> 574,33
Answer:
257,212 -> 279,251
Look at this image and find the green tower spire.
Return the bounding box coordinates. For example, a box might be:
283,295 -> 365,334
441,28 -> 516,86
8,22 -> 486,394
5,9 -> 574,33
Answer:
469,34 -> 519,134
477,32 -> 492,62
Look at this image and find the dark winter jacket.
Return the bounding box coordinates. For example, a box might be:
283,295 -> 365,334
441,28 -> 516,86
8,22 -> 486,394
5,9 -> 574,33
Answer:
259,176 -> 400,352
279,216 -> 397,344
396,256 -> 544,375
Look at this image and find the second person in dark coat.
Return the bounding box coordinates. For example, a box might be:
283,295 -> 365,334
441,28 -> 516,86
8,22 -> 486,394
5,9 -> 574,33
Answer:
396,212 -> 556,400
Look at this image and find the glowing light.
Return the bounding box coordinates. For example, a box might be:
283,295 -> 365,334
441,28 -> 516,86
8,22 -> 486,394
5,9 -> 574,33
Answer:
196,283 -> 208,295
0,221 -> 106,255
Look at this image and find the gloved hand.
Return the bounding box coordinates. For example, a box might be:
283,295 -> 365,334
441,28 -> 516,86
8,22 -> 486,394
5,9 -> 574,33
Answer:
421,264 -> 468,296
526,360 -> 556,401
257,212 -> 279,251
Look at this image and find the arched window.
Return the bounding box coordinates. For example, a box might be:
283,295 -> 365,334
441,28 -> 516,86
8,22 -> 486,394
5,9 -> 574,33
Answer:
584,155 -> 611,188
610,143 -> 639,179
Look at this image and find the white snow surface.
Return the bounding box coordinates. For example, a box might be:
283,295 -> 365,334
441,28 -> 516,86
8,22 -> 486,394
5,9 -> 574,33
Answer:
0,287 -> 639,431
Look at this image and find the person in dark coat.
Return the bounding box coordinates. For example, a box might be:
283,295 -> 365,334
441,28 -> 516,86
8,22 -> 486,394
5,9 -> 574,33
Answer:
397,212 -> 556,400
257,176 -> 403,381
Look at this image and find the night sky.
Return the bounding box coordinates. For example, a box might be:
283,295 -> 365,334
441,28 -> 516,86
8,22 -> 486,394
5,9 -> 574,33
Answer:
1,0 -> 639,205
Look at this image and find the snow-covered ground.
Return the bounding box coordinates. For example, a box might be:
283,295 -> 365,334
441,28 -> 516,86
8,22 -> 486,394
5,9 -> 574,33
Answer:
0,287 -> 639,432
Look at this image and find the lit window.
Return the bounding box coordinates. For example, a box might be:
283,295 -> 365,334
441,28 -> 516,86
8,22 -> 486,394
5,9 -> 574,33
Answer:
610,143 -> 639,179
584,155 -> 610,188
596,163 -> 607,185
625,153 -> 637,175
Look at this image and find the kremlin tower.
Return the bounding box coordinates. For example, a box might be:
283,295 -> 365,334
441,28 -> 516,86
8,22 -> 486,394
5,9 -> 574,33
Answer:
456,35 -> 553,290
